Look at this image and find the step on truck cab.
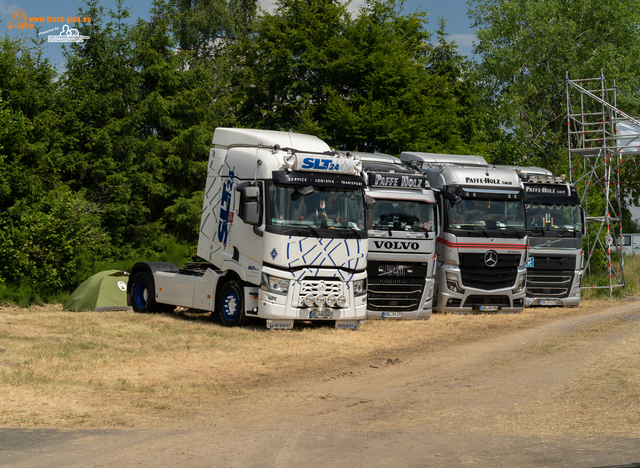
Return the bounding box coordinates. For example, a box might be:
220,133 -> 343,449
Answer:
400,152 -> 528,314
128,128 -> 370,329
355,153 -> 437,319
499,166 -> 584,307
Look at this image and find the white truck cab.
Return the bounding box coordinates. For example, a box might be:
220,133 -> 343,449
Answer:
355,153 -> 437,319
128,128 -> 369,329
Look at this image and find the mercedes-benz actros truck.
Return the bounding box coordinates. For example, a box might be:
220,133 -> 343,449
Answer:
127,128 -> 370,329
400,152 -> 528,314
356,153 -> 437,319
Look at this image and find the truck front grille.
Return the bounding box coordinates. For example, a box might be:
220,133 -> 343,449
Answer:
526,255 -> 576,298
300,280 -> 342,296
367,277 -> 424,312
459,253 -> 520,290
298,279 -> 344,307
526,269 -> 574,298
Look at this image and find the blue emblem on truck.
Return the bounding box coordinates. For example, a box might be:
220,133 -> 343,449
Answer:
218,170 -> 235,245
301,157 -> 340,171
270,248 -> 278,260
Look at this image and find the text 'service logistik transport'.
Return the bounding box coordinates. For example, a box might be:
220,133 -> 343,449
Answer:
127,128 -> 370,329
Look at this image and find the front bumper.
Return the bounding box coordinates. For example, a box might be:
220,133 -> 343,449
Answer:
433,266 -> 526,314
366,277 -> 434,320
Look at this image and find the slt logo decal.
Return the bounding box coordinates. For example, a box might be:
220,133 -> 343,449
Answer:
300,157 -> 341,171
218,170 -> 235,245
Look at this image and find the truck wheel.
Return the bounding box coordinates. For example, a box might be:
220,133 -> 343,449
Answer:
217,280 -> 247,327
130,271 -> 159,313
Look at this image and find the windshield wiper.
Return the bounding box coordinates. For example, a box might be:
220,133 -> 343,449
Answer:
285,223 -> 322,237
503,226 -> 524,238
470,225 -> 490,237
555,230 -> 575,238
334,225 -> 362,237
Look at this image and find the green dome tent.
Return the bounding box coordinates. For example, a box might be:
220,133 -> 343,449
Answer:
63,270 -> 131,312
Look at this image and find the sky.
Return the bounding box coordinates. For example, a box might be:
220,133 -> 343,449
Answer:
1,0 -> 478,70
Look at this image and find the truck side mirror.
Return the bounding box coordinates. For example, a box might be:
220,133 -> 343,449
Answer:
243,186 -> 260,198
424,221 -> 432,239
243,202 -> 260,225
442,190 -> 462,204
365,209 -> 373,230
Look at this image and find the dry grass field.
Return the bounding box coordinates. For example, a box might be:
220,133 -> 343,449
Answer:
2,297 -> 639,436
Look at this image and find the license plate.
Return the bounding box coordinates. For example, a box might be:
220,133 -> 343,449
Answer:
479,305 -> 499,312
538,300 -> 557,306
310,309 -> 333,319
336,321 -> 360,329
382,312 -> 403,318
266,320 -> 294,329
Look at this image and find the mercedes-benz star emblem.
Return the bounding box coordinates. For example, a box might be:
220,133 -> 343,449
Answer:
484,250 -> 498,267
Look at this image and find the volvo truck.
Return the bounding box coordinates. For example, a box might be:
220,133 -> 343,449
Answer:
356,153 -> 437,319
502,166 -> 585,307
400,152 -> 528,314
127,128 -> 369,329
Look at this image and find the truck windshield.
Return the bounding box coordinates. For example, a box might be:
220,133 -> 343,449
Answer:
371,198 -> 435,232
267,184 -> 365,231
525,203 -> 582,233
447,198 -> 525,231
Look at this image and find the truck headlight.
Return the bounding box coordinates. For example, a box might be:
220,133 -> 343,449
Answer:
513,278 -> 525,294
571,272 -> 583,297
446,273 -> 464,294
336,295 -> 347,307
261,273 -> 290,295
326,295 -> 337,307
303,294 -> 315,307
353,279 -> 366,296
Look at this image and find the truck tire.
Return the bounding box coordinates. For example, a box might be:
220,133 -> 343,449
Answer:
130,271 -> 160,313
217,280 -> 247,327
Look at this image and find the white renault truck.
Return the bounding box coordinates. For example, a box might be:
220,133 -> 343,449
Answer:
356,153 -> 437,319
400,152 -> 528,313
127,128 -> 369,329
500,166 -> 584,307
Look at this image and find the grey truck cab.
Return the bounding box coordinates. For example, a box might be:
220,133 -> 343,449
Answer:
400,152 -> 528,314
499,166 -> 584,307
356,153 -> 437,319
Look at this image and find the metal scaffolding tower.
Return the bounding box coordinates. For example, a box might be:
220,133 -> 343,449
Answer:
565,72 -> 639,298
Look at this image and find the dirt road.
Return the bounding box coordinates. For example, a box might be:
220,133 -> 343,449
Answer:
2,300 -> 640,467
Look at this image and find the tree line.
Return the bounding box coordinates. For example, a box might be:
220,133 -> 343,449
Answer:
1,0 -> 640,303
